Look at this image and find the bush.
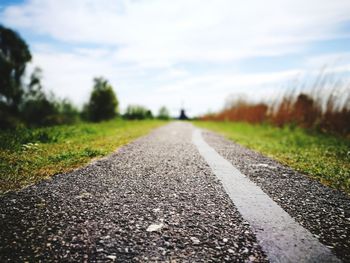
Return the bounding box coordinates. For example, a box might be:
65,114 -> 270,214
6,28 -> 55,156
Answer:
124,105 -> 153,120
57,99 -> 80,124
20,67 -> 59,126
18,67 -> 79,127
21,97 -> 59,126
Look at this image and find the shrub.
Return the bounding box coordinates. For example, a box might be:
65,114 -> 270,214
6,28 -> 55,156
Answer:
124,105 -> 153,120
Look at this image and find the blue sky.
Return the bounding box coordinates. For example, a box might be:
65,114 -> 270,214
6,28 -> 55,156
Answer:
1,0 -> 350,116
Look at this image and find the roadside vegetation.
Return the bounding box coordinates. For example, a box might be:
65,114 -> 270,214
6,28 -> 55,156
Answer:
194,121 -> 350,193
201,72 -> 350,137
199,69 -> 350,193
0,24 -> 170,129
0,25 -> 171,193
0,119 -> 166,193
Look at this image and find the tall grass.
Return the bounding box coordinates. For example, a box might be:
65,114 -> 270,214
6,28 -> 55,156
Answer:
201,72 -> 350,136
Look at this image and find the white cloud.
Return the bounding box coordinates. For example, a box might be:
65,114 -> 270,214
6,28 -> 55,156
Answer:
28,44 -> 304,116
305,52 -> 350,69
28,46 -> 157,111
152,69 -> 303,115
157,70 -> 302,94
3,0 -> 350,66
2,0 -> 350,116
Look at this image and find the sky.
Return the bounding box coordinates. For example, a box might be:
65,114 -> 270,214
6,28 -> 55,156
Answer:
1,0 -> 350,117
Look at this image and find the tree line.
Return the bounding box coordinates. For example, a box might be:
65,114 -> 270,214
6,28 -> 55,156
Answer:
0,24 -> 170,129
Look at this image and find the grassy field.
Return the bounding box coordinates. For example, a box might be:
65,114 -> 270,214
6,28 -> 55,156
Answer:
194,121 -> 350,193
0,119 -> 166,194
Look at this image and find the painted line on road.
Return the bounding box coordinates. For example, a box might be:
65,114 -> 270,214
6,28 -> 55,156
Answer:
192,129 -> 341,263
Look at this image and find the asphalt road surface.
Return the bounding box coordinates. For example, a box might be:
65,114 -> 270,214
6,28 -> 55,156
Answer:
0,122 -> 349,262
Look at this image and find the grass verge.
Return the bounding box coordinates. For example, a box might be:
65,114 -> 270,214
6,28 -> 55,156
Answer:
0,119 -> 166,193
193,121 -> 350,193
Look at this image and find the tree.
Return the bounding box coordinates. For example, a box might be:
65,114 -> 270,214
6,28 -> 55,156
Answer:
20,67 -> 58,126
0,24 -> 32,127
157,106 -> 170,120
85,77 -> 118,122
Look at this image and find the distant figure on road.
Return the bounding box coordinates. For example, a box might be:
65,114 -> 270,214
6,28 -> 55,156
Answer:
179,108 -> 188,120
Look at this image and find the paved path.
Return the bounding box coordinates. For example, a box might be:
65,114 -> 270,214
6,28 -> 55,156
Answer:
0,122 -> 349,262
193,129 -> 340,262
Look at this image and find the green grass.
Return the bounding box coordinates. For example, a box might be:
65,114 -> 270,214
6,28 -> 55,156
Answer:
193,121 -> 350,193
0,119 -> 166,193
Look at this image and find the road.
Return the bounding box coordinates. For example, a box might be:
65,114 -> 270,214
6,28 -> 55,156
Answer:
0,122 -> 349,262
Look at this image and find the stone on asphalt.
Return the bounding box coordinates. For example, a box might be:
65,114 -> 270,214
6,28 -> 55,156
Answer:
146,223 -> 164,232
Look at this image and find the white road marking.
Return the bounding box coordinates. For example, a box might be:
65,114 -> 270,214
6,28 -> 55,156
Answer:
192,129 -> 341,263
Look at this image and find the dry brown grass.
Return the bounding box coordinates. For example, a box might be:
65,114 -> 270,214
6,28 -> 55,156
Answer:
201,72 -> 350,136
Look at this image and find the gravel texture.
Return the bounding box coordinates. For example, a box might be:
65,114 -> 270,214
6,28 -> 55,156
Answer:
202,130 -> 350,263
0,122 -> 267,262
